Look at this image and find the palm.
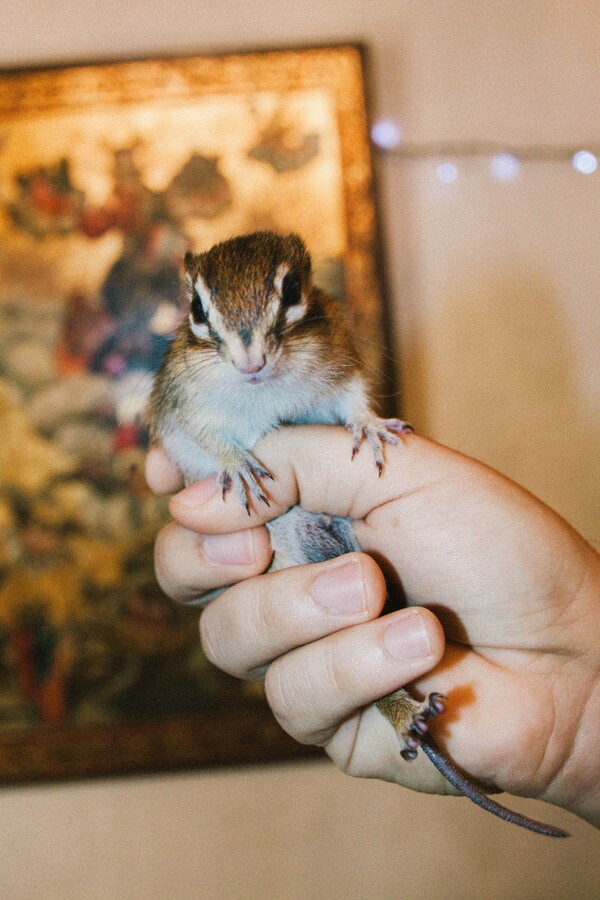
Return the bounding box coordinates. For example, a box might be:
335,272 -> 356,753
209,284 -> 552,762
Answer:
338,444 -> 591,801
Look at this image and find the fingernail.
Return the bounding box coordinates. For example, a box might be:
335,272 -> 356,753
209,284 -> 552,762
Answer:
172,476 -> 219,509
311,559 -> 366,614
382,611 -> 432,660
203,530 -> 256,566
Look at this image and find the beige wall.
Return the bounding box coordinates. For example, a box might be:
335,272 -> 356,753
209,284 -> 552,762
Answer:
2,1 -> 600,897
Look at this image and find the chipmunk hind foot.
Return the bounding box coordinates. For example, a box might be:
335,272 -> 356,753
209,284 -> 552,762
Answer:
376,688 -> 446,759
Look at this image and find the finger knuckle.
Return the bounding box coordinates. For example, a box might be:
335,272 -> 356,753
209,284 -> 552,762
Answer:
199,577 -> 274,678
153,523 -> 204,603
153,524 -> 179,598
198,604 -> 229,671
246,576 -> 284,642
264,657 -> 312,733
263,642 -> 347,745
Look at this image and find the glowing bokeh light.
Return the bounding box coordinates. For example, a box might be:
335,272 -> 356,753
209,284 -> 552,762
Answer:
490,153 -> 520,181
370,119 -> 404,150
436,162 -> 458,183
572,150 -> 597,174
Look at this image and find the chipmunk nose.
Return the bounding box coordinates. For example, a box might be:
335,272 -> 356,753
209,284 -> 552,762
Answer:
232,352 -> 266,374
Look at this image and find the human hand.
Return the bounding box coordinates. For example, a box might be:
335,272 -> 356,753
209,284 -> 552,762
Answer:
146,428 -> 600,827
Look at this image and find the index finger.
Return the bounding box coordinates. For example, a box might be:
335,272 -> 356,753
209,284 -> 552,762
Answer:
167,425 -> 428,533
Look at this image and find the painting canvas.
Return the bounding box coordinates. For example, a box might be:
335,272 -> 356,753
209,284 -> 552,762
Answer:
0,46 -> 390,782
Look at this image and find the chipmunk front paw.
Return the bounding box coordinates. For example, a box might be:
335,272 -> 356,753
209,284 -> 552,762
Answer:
218,450 -> 273,514
348,417 -> 413,475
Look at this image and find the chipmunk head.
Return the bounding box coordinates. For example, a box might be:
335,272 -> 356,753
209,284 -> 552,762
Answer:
183,232 -> 314,381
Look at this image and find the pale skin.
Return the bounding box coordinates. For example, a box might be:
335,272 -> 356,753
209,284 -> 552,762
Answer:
146,428 -> 600,829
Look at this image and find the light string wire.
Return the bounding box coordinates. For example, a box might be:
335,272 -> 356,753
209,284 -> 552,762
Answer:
373,141 -> 600,163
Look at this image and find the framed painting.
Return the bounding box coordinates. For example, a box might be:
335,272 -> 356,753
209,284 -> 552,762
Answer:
0,45 -> 391,783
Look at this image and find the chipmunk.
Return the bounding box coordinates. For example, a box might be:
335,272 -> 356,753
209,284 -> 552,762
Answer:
147,231 -> 568,838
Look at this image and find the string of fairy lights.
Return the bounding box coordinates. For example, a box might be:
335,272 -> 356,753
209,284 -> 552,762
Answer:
370,120 -> 599,183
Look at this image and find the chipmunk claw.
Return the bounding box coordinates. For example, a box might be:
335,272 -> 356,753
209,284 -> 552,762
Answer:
400,746 -> 419,761
349,416 -> 413,473
218,452 -> 273,514
399,692 -> 448,758
382,418 -> 414,436
412,714 -> 429,735
426,692 -> 447,716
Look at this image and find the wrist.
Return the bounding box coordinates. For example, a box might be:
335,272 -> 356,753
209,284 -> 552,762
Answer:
545,549 -> 600,829
554,675 -> 600,829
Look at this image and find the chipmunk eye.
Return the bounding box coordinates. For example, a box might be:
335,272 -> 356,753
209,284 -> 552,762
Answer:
281,270 -> 302,308
191,291 -> 208,324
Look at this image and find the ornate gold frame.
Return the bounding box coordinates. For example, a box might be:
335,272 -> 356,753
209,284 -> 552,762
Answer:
0,46 -> 389,783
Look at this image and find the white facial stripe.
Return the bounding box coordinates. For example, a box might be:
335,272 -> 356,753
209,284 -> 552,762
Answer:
194,274 -> 212,308
207,303 -> 227,338
189,315 -> 209,339
188,273 -> 213,340
285,302 -> 307,324
266,296 -> 280,327
273,264 -> 288,295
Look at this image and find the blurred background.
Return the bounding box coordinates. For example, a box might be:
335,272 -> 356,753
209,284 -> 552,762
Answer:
1,1 -> 599,897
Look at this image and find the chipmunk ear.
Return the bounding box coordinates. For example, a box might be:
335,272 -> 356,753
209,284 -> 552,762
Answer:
281,268 -> 302,308
183,250 -> 196,270
284,233 -> 312,277
183,252 -> 210,326
190,289 -> 208,325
